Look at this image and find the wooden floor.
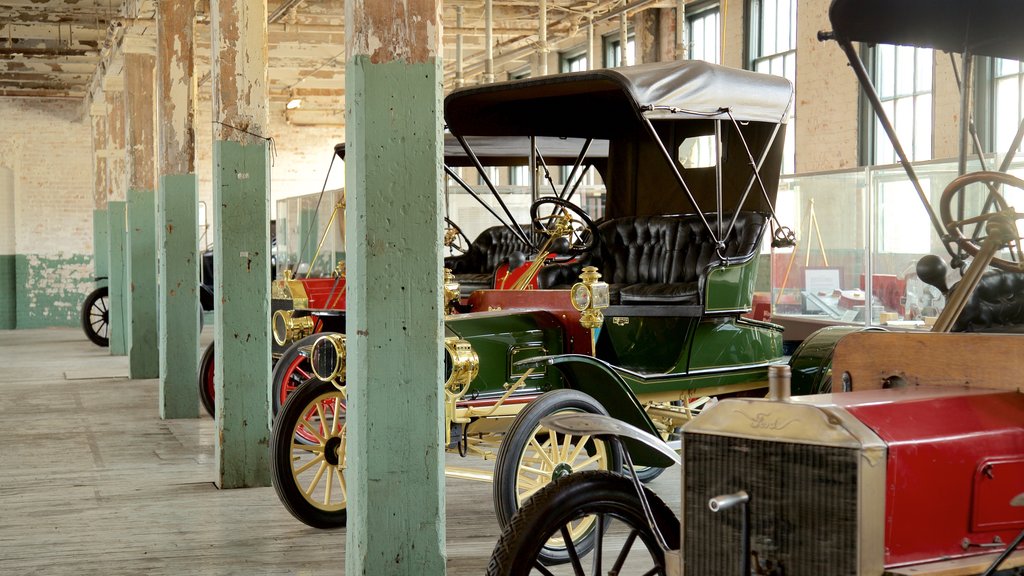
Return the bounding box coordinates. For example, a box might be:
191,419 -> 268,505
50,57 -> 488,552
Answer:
0,327 -> 682,575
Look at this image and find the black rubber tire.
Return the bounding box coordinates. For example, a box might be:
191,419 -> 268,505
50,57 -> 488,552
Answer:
493,389 -> 622,564
634,464 -> 666,483
270,377 -> 348,529
198,342 -> 215,418
81,286 -> 110,347
486,471 -> 679,575
270,333 -> 325,417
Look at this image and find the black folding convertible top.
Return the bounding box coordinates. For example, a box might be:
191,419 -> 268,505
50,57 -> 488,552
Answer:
334,135 -> 608,167
829,0 -> 1024,60
444,60 -> 793,140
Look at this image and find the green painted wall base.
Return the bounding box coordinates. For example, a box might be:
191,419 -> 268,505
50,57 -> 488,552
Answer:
108,201 -> 130,356
213,139 -> 271,488
129,188 -> 159,378
344,56 -> 446,575
0,254 -> 15,329
159,174 -> 200,419
13,254 -> 93,328
94,209 -> 110,279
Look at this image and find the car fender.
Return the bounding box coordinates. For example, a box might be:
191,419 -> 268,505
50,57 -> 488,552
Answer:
515,354 -> 671,467
789,325 -> 886,395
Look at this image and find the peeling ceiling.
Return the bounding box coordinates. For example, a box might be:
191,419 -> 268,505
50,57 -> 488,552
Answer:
0,0 -> 671,104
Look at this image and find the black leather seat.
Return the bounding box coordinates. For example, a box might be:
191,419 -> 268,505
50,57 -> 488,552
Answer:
952,270 -> 1024,333
444,225 -> 532,298
538,212 -> 766,306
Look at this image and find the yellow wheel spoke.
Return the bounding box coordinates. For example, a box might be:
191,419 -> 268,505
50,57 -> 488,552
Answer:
304,461 -> 328,497
294,453 -> 325,475
567,434 -> 591,462
338,467 -> 348,501
292,443 -> 324,454
518,464 -> 550,478
324,467 -> 333,505
528,437 -> 555,467
315,402 -> 327,435
297,417 -> 325,443
575,454 -> 602,470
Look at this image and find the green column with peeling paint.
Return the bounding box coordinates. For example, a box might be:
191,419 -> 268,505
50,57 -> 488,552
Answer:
343,8 -> 446,570
129,188 -> 159,378
213,140 -> 271,488
107,201 -> 130,356
159,174 -> 199,418
93,209 -> 109,279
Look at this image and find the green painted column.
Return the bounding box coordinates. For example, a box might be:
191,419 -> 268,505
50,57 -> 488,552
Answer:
212,141 -> 271,487
210,0 -> 271,487
93,209 -> 110,279
124,42 -> 160,379
156,0 -> 200,419
344,1 -> 445,572
128,187 -> 159,377
159,175 -> 199,417
107,201 -> 130,355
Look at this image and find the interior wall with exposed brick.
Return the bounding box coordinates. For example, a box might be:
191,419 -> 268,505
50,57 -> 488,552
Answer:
0,98 -> 94,329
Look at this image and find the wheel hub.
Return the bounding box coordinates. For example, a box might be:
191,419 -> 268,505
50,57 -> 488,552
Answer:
324,436 -> 341,466
551,461 -> 573,482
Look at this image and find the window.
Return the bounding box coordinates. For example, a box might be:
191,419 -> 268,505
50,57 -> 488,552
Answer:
749,0 -> 797,173
509,165 -> 529,186
877,178 -> 931,253
477,166 -> 499,187
993,58 -> 1024,156
560,49 -> 588,73
687,5 -> 720,64
603,33 -> 635,68
509,67 -> 531,81
868,45 -> 933,164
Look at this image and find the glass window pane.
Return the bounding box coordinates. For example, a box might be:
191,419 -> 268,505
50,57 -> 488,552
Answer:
894,96 -> 915,158
878,46 -> 895,99
914,93 -> 932,161
763,0 -> 778,55
995,76 -> 1020,153
895,45 -> 915,96
777,0 -> 791,53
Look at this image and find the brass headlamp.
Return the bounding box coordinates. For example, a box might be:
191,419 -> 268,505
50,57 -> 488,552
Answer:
272,309 -> 316,346
443,268 -> 461,313
444,337 -> 478,399
571,266 -> 610,330
310,333 -> 347,382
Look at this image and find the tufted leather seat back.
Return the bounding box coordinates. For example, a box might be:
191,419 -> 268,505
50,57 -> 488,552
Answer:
596,212 -> 765,286
538,211 -> 766,305
444,224 -> 532,298
952,270 -> 1024,333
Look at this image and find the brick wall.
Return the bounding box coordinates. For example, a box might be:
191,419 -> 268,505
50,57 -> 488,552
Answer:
0,98 -> 94,329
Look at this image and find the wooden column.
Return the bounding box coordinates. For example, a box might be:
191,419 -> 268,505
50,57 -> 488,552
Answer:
90,99 -> 110,281
211,0 -> 271,488
157,0 -> 200,419
345,0 -> 446,573
124,35 -> 160,379
104,75 -> 130,357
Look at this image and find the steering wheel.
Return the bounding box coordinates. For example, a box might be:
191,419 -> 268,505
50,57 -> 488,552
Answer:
939,171 -> 1024,271
529,197 -> 598,256
443,217 -> 471,255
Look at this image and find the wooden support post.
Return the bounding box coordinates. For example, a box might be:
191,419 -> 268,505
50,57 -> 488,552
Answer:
345,0 -> 446,572
90,99 -> 110,280
104,76 -> 130,357
124,36 -> 160,379
157,0 -> 200,419
211,0 -> 271,488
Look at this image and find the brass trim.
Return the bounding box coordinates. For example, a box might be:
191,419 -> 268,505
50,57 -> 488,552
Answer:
272,309 -> 315,346
507,344 -> 547,380
310,333 -> 346,381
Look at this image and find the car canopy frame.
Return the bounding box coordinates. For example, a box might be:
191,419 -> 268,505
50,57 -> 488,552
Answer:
821,0 -> 1024,262
444,60 -> 796,260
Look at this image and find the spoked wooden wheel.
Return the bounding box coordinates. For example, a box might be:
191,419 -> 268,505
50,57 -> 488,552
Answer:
198,342 -> 215,417
486,471 -> 679,576
939,170 -> 1024,271
270,377 -> 348,529
80,286 -> 110,347
494,389 -> 622,565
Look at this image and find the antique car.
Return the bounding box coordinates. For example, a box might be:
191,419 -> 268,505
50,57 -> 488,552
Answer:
198,136 -> 610,417
268,59 -> 799,541
81,255 -> 215,348
486,1 -> 1024,573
